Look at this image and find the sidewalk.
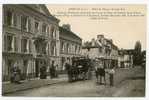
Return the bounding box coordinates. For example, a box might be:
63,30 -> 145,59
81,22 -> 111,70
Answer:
2,74 -> 68,94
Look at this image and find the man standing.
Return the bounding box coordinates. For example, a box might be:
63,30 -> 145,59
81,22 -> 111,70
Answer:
108,67 -> 115,86
95,60 -> 103,84
50,61 -> 55,79
101,64 -> 106,85
65,59 -> 72,82
13,66 -> 21,84
99,62 -> 103,84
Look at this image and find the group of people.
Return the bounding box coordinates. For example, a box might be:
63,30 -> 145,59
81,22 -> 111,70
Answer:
40,65 -> 47,79
9,59 -> 115,86
95,61 -> 115,86
39,61 -> 59,79
64,58 -> 115,86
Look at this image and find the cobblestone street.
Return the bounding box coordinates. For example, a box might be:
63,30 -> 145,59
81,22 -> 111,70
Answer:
3,67 -> 145,97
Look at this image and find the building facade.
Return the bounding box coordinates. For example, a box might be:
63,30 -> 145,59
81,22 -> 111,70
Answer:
2,4 -> 60,81
59,24 -> 82,70
82,35 -> 118,68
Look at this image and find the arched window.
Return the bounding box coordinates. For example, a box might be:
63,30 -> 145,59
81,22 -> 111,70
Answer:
50,25 -> 54,38
60,41 -> 64,53
51,41 -> 56,56
66,43 -> 69,53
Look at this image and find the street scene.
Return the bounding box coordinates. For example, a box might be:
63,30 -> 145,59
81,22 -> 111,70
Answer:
3,67 -> 145,97
2,4 -> 146,97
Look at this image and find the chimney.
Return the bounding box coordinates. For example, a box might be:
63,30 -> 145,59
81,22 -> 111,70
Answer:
109,39 -> 113,43
97,34 -> 104,41
91,38 -> 96,46
62,24 -> 71,31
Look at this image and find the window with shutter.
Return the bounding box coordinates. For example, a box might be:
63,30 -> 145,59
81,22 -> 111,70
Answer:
4,35 -> 7,51
28,19 -> 31,32
50,26 -> 54,38
47,27 -> 49,35
21,38 -> 27,53
66,43 -> 69,53
7,35 -> 13,51
13,13 -> 17,27
42,24 -> 47,33
21,16 -> 28,31
29,40 -> 32,53
75,45 -> 77,54
6,10 -> 13,26
61,41 -> 64,53
14,37 -> 18,52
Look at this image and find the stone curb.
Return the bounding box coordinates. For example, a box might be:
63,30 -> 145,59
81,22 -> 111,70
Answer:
2,78 -> 67,95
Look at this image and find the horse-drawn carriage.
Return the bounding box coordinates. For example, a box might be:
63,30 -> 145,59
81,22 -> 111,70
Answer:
66,57 -> 93,82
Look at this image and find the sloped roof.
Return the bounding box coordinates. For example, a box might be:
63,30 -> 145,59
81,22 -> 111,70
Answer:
82,40 -> 102,49
59,26 -> 82,43
25,4 -> 60,22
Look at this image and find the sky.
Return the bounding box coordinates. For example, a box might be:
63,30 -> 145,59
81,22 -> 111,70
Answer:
47,4 -> 146,50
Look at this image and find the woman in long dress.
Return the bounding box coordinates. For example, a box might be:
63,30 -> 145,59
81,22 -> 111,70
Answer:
14,66 -> 21,84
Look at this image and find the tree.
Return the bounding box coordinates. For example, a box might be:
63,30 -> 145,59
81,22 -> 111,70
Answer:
134,41 -> 142,54
133,41 -> 142,65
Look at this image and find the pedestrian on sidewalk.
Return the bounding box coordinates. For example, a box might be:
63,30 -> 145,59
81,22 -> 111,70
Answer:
50,61 -> 55,79
13,65 -> 21,84
65,59 -> 72,82
108,67 -> 115,86
10,67 -> 15,83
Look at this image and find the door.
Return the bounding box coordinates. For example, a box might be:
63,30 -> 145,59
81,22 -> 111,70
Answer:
35,60 -> 39,77
7,59 -> 13,80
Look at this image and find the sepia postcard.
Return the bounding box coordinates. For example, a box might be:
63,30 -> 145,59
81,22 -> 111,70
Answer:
1,4 -> 146,97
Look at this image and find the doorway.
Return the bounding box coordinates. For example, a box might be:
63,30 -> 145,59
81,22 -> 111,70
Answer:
35,60 -> 39,77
